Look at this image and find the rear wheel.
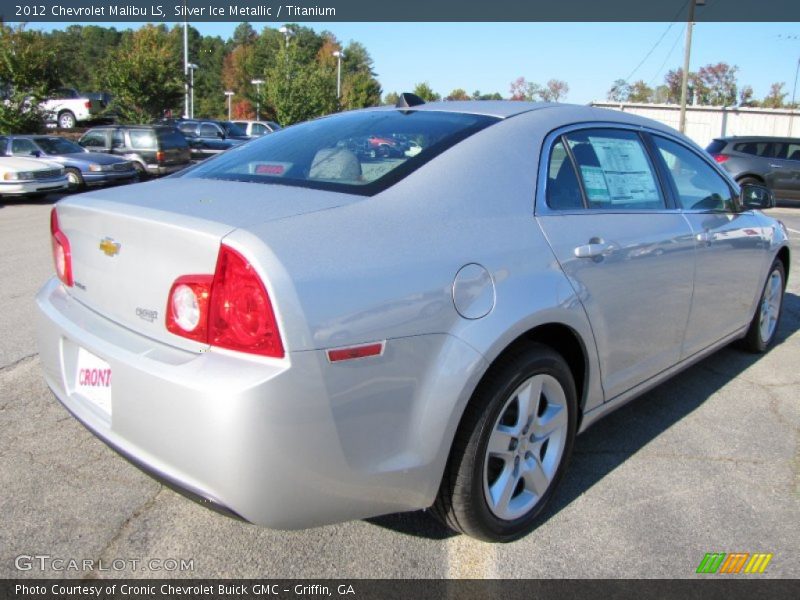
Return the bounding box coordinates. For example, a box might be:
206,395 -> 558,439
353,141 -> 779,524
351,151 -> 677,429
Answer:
740,259 -> 785,352
65,168 -> 84,191
58,111 -> 76,129
432,344 -> 577,542
132,162 -> 147,179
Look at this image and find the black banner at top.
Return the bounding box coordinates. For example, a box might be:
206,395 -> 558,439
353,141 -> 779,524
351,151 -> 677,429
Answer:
2,0 -> 800,23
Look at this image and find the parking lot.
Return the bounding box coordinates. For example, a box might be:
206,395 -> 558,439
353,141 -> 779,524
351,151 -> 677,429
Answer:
0,193 -> 797,579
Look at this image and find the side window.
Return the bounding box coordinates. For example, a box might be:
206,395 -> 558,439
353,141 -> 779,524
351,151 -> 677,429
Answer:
200,123 -> 221,138
252,123 -> 267,136
11,138 -> 38,156
786,143 -> 800,162
564,129 -> 664,210
178,122 -> 197,136
653,136 -> 735,212
129,130 -> 156,150
80,131 -> 107,148
0,136 -> 7,155
546,139 -> 584,210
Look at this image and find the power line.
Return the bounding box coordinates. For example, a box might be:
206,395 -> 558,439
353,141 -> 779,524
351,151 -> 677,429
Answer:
622,0 -> 690,83
648,24 -> 686,87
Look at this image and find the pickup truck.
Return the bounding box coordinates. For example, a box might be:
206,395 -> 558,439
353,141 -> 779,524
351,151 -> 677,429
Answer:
40,88 -> 100,129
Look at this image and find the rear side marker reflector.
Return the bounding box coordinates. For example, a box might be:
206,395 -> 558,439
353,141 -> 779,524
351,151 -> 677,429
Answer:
327,342 -> 385,363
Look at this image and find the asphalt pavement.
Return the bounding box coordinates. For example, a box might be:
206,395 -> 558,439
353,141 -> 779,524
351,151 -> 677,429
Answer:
0,194 -> 798,579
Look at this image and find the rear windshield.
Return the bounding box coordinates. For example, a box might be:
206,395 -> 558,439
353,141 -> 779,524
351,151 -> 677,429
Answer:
181,110 -> 499,195
706,140 -> 727,154
157,129 -> 189,149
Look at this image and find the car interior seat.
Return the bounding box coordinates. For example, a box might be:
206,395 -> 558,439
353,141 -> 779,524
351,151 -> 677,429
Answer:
309,148 -> 362,182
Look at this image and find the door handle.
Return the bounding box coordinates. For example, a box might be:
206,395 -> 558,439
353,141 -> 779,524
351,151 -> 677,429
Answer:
574,240 -> 612,259
769,164 -> 782,169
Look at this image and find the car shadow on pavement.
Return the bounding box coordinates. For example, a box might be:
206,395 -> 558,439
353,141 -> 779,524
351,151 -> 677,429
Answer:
367,291 -> 800,541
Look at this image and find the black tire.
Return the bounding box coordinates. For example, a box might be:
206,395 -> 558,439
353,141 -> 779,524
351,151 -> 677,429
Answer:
740,259 -> 786,353
58,111 -> 77,129
432,343 -> 577,542
64,168 -> 84,192
132,162 -> 147,179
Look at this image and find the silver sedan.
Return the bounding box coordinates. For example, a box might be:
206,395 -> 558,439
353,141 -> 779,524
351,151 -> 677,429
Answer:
36,101 -> 790,542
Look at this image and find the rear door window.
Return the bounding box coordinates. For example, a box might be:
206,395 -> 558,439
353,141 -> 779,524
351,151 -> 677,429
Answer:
129,130 -> 157,150
653,135 -> 735,211
546,139 -> 584,210
562,129 -> 665,210
11,138 -> 38,156
199,123 -> 221,138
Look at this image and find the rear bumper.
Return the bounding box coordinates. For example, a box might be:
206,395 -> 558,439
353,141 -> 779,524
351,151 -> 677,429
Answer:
146,163 -> 188,176
35,278 -> 482,528
0,177 -> 68,196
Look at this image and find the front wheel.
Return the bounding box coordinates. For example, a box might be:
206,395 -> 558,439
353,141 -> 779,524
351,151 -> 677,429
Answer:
740,259 -> 786,352
65,168 -> 84,191
432,344 -> 577,542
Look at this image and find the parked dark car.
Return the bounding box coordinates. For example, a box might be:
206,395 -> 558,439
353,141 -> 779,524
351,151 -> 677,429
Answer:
79,126 -> 191,177
707,136 -> 800,201
0,135 -> 137,191
165,119 -> 250,161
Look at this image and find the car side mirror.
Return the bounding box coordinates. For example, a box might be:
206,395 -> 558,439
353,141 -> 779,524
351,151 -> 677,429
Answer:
31,150 -> 42,158
740,184 -> 775,210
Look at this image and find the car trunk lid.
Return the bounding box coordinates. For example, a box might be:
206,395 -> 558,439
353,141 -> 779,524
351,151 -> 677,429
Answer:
55,178 -> 351,351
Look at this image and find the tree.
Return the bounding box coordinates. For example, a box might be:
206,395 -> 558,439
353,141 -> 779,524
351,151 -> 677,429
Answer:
340,41 -> 381,110
265,43 -> 337,125
383,91 -> 400,105
509,77 -> 530,101
472,90 -> 503,100
99,25 -> 183,123
739,85 -> 757,107
762,82 -> 787,109
628,80 -> 653,103
446,88 -> 471,101
232,22 -> 257,47
0,25 -> 61,133
412,82 -> 440,102
540,79 -> 569,102
607,79 -> 631,102
695,62 -> 738,106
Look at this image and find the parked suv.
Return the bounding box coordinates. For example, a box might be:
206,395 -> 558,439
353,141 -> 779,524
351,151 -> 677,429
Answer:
169,119 -> 250,160
79,126 -> 191,177
706,136 -> 800,201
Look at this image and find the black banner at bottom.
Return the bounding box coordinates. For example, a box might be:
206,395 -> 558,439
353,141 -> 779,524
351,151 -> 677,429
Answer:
1,579 -> 799,600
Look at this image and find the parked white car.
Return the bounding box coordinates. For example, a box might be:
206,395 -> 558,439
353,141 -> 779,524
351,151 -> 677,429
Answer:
39,88 -> 100,129
231,119 -> 282,137
0,156 -> 68,197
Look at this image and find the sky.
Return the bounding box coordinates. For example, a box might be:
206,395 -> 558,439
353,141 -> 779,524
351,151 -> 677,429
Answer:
31,21 -> 800,104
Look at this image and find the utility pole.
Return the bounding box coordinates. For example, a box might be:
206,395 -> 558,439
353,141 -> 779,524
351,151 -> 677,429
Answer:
183,6 -> 189,119
678,0 -> 705,134
789,57 -> 799,136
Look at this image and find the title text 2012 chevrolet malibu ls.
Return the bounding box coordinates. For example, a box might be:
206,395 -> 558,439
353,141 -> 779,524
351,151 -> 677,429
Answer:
36,101 -> 789,541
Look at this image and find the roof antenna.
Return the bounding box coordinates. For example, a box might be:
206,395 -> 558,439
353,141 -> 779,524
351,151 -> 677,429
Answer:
396,93 -> 426,108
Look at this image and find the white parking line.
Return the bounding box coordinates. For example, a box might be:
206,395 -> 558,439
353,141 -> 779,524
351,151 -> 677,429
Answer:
786,227 -> 800,235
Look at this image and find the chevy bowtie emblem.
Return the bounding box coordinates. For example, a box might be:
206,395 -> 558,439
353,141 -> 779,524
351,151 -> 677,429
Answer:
99,237 -> 121,257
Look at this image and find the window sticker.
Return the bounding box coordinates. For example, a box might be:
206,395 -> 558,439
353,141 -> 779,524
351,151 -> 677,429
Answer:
579,165 -> 610,201
587,137 -> 659,204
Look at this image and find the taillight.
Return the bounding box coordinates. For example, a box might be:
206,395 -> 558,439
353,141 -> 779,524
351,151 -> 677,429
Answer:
50,208 -> 73,287
166,276 -> 212,343
166,245 -> 284,358
156,150 -> 165,162
712,154 -> 729,163
84,101 -> 91,109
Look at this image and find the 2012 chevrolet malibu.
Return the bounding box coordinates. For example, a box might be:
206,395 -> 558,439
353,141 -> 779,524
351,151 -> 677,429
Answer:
36,101 -> 790,542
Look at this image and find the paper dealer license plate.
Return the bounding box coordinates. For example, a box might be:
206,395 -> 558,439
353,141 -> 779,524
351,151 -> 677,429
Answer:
75,347 -> 112,416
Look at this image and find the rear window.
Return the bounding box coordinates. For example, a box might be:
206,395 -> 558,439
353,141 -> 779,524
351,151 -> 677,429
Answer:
181,110 -> 498,196
705,140 -> 727,154
157,130 -> 189,149
732,141 -> 773,157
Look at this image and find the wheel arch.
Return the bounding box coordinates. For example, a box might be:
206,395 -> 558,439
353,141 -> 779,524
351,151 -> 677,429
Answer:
776,245 -> 790,285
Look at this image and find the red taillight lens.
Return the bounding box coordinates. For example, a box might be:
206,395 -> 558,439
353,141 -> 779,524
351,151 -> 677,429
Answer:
166,276 -> 212,342
209,245 -> 284,358
50,208 -> 73,287
165,245 -> 284,358
156,150 -> 165,162
84,101 -> 91,109
712,153 -> 729,163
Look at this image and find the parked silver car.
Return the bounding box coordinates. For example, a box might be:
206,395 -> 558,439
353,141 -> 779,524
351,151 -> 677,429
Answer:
36,102 -> 789,541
